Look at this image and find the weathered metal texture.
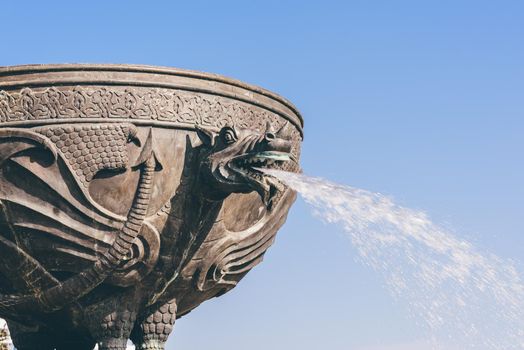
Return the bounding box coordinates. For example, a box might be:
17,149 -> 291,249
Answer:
0,65 -> 303,350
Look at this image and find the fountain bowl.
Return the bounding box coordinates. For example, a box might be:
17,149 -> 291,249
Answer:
0,64 -> 303,349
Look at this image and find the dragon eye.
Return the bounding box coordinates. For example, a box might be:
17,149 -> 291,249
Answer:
222,128 -> 237,144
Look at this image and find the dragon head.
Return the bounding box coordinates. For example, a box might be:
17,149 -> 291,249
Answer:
196,122 -> 295,210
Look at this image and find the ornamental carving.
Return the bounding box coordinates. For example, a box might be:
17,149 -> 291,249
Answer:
0,86 -> 302,161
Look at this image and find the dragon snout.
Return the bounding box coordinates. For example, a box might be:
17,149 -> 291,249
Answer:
260,135 -> 293,153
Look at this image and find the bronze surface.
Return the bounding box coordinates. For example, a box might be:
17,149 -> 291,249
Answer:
0,64 -> 303,350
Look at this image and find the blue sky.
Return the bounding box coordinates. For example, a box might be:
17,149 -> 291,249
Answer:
1,1 -> 523,349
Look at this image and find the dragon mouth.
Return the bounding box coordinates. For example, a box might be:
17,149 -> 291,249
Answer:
231,151 -> 294,210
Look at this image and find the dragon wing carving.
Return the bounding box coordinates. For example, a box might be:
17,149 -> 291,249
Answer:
0,125 -> 139,271
174,189 -> 296,316
0,124 -> 161,320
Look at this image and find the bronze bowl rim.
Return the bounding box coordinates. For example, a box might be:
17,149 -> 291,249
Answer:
0,63 -> 303,133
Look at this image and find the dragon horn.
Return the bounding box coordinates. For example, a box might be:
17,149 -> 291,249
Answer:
275,122 -> 291,140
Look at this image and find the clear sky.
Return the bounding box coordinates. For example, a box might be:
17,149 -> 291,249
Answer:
1,1 -> 523,349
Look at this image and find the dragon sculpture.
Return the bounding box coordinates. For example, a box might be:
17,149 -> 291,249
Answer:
0,121 -> 298,350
